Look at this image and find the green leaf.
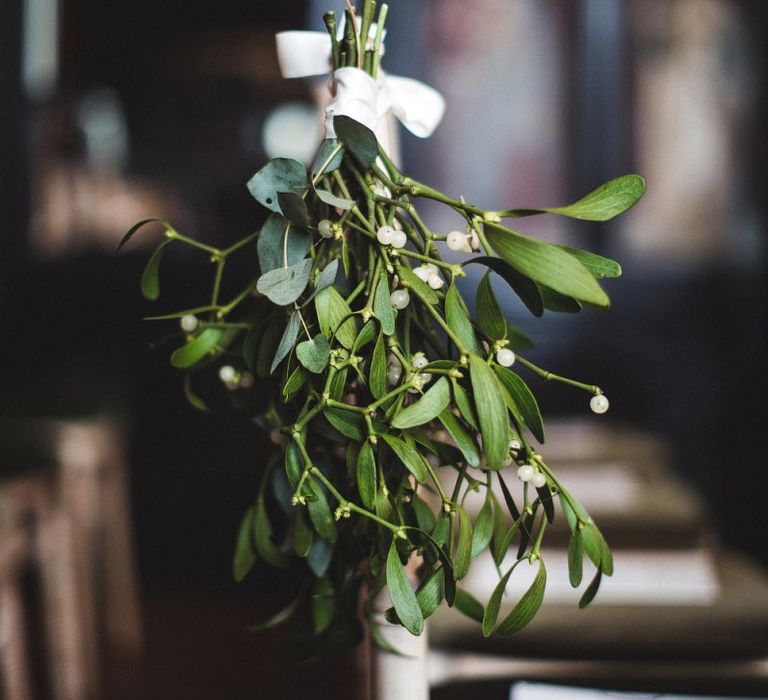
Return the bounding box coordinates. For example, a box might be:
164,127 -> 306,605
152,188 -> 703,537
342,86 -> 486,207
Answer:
567,530 -> 584,587
370,333 -> 388,400
141,239 -> 172,300
496,559 -> 547,635
452,380 -> 478,431
539,286 -> 582,314
386,540 -> 424,636
315,286 -> 357,349
293,508 -> 313,558
380,434 -> 428,483
311,139 -> 344,181
254,497 -> 290,567
282,366 -> 307,402
183,373 -> 209,412
315,189 -> 355,210
397,264 -> 438,305
373,272 -> 395,336
502,174 -> 646,222
353,319 -> 377,352
356,441 -> 377,508
233,507 -> 257,581
482,563 -> 515,636
171,328 -> 224,368
312,576 -> 334,633
307,537 -> 333,577
558,246 -> 622,279
465,257 -> 543,317
271,311 -> 301,374
493,366 -> 545,444
579,569 -> 603,608
471,494 -> 494,558
386,566 -> 445,624
469,355 -> 508,469
257,213 -> 310,274
391,377 -> 451,430
324,408 -> 366,441
296,334 -> 330,374
315,259 -> 339,293
581,523 -> 603,569
256,319 -> 282,377
333,115 -> 378,169
257,259 -> 313,306
454,506 -> 473,581
445,282 -> 481,354
247,157 -> 308,213
306,478 -> 337,542
475,272 -> 507,340
438,410 -> 480,467
485,223 -> 609,308
277,191 -> 308,227
116,217 -> 170,252
454,588 -> 484,623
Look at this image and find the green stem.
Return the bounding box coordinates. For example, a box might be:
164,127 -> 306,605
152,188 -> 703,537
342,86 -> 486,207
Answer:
515,356 -> 600,394
367,380 -> 414,411
420,298 -> 470,356
167,231 -> 221,256
221,232 -> 257,257
211,258 -> 226,306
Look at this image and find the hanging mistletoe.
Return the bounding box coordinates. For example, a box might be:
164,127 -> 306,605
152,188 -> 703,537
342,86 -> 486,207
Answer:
121,1 -> 644,649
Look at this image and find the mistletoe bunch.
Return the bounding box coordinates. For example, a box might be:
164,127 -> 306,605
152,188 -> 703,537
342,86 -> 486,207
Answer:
122,1 -> 645,650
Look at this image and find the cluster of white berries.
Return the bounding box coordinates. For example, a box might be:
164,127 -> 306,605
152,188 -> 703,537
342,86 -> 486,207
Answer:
495,347 -> 515,367
376,224 -> 407,249
446,229 -> 481,253
589,393 -> 609,414
516,462 -> 547,488
218,365 -> 254,390
407,352 -> 432,393
413,262 -> 445,290
386,353 -> 402,386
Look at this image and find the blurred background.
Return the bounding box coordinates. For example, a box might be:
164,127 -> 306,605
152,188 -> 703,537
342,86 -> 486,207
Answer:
1,0 -> 767,698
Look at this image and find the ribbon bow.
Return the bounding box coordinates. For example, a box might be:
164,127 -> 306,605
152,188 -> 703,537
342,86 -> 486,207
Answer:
275,30 -> 445,152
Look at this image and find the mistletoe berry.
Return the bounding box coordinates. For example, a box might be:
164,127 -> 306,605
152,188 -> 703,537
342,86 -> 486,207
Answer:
180,314 -> 198,332
496,348 -> 516,367
590,393 -> 610,414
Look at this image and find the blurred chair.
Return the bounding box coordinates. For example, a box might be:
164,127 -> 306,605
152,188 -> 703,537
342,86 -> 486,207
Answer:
0,416 -> 142,700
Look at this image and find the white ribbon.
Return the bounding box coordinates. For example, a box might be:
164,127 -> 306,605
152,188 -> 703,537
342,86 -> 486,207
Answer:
275,30 -> 445,149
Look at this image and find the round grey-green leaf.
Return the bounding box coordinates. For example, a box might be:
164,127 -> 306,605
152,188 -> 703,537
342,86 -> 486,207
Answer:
256,258 -> 313,306
296,334 -> 330,374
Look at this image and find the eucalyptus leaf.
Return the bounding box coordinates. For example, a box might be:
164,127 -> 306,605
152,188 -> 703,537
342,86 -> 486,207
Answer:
493,366 -> 545,444
333,115 -> 378,169
356,441 -> 377,508
311,139 -> 344,181
465,257 -> 544,317
485,223 -> 609,308
256,259 -> 313,306
475,272 -> 506,340
438,410 -> 480,467
296,334 -> 330,374
247,157 -> 308,213
496,559 -> 547,635
386,540 -> 424,636
315,286 -> 357,349
141,239 -> 173,301
373,271 -> 396,336
233,506 -> 256,582
271,311 -> 301,374
315,189 -> 355,210
391,377 -> 451,430
469,355 -> 508,469
171,328 -> 224,368
257,213 -> 310,274
277,191 -> 309,227
445,282 -> 481,354
380,434 -> 428,483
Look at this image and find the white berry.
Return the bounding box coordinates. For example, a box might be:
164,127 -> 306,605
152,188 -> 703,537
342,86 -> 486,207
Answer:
413,266 -> 431,282
180,314 -> 198,333
427,272 -> 445,290
387,367 -> 402,386
517,464 -> 535,482
390,289 -> 410,310
531,472 -> 547,488
446,231 -> 467,251
372,183 -> 391,199
419,372 -> 432,384
377,225 -> 396,245
425,263 -> 438,274
391,230 -> 408,249
387,353 -> 402,371
496,348 -> 516,367
590,394 -> 609,414
218,365 -> 237,384
469,231 -> 481,251
411,354 -> 428,370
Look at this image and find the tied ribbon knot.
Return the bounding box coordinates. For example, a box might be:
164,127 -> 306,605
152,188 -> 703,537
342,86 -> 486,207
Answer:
275,30 -> 445,151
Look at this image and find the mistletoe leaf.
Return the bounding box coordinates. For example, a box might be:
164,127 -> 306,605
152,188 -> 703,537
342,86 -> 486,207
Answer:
567,530 -> 584,587
485,223 -> 609,308
353,319 -> 377,352
493,366 -> 545,444
171,328 -> 224,368
465,256 -> 544,317
256,259 -> 313,306
356,441 -> 377,509
579,569 -> 603,609
496,559 -> 547,635
471,493 -> 494,558
277,191 -> 308,227
539,286 -> 582,314
293,508 -> 313,558
233,506 -> 257,581
373,271 -> 396,336
271,311 -> 301,374
445,282 -> 481,354
116,217 -> 171,252
438,410 -> 480,467
386,564 -> 446,624
386,541 -> 424,636
311,138 -> 345,181
454,588 -> 484,623
370,333 -> 388,400
452,380 -> 478,431
315,286 -> 358,349
324,408 -> 366,441
397,264 -> 438,305
296,334 -> 330,374
257,213 -> 310,274
381,434 -> 428,483
306,478 -> 337,542
475,272 -> 507,340
247,157 -> 308,213
558,246 -> 622,279
469,355 -> 508,469
390,377 -> 451,430
482,563 -> 516,636
454,506 -> 473,581
333,115 -> 378,169
140,239 -> 173,300
254,496 -> 290,567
